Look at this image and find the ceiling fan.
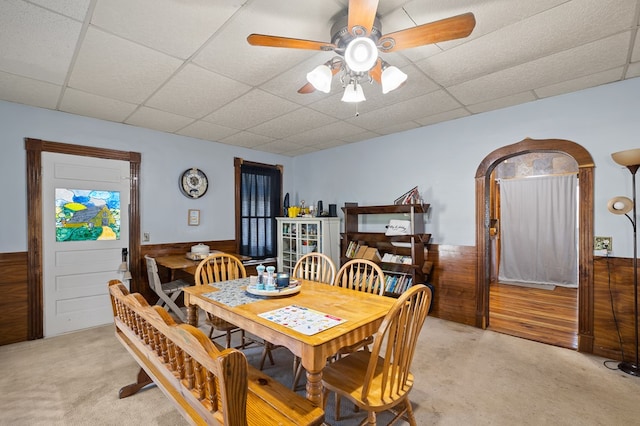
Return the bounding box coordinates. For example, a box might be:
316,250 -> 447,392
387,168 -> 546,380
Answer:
247,0 -> 476,103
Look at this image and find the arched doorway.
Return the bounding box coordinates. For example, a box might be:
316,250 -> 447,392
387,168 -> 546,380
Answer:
475,138 -> 595,353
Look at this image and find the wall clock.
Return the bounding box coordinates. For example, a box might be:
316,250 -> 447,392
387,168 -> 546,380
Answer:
180,168 -> 208,199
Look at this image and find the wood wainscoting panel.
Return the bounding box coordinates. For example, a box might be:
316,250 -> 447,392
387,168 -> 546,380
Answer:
427,244 -> 477,326
0,252 -> 28,345
593,256 -> 637,361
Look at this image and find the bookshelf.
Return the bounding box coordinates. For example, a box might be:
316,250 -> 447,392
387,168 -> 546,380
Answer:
341,204 -> 431,297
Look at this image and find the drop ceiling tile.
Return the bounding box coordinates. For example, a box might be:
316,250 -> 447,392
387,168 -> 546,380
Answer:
145,64 -> 251,119
414,108 -> 470,126
176,120 -> 241,142
417,0 -> 638,87
632,29 -> 640,62
194,0 -> 341,85
346,90 -> 461,130
627,63 -> 640,79
91,0 -> 244,59
340,130 -> 381,143
248,108 -> 337,139
125,107 -> 194,133
287,145 -> 321,157
283,121 -> 367,146
203,89 -> 299,129
449,32 -> 632,105
534,68 -> 625,99
68,27 -> 182,104
375,121 -> 421,135
29,0 -> 91,20
1,0 -> 639,157
310,139 -> 350,150
257,138 -> 306,156
220,131 -> 275,149
0,71 -> 60,109
467,91 -> 537,114
59,88 -> 138,122
0,0 -> 82,84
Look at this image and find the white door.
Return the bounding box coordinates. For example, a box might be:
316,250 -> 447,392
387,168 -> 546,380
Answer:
42,152 -> 130,336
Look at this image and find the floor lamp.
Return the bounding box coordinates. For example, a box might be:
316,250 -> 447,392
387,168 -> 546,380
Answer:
609,148 -> 640,377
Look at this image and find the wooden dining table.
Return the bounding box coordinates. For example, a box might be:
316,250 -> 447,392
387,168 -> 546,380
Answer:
182,279 -> 395,406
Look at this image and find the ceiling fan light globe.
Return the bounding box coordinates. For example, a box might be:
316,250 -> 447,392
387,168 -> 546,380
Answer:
341,82 -> 366,103
306,64 -> 333,93
344,37 -> 378,72
381,66 -> 408,94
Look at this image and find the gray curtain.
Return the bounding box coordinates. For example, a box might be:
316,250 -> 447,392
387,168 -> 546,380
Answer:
498,174 -> 578,288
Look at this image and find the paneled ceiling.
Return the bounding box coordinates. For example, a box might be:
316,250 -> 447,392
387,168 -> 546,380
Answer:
1,0 -> 639,156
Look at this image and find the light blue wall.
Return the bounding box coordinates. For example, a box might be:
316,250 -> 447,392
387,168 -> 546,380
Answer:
0,101 -> 294,252
293,77 -> 640,256
2,77 -> 640,256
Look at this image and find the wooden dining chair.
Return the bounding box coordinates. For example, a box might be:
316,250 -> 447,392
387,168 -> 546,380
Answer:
292,252 -> 337,285
334,258 -> 386,296
261,252 -> 338,390
322,284 -> 432,425
144,255 -> 190,322
194,253 -> 249,349
332,258 -> 387,360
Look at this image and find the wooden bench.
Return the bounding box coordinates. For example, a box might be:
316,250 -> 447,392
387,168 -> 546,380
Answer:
108,280 -> 324,426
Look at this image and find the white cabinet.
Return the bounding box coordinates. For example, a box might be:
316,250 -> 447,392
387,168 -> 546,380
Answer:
276,217 -> 340,274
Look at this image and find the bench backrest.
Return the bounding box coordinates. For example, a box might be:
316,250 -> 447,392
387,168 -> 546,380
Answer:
109,280 -> 248,425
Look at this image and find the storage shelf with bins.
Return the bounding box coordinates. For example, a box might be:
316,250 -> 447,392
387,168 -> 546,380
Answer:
341,204 -> 430,297
276,217 -> 340,275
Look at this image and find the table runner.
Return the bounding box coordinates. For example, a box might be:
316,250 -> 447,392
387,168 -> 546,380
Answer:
202,277 -> 263,307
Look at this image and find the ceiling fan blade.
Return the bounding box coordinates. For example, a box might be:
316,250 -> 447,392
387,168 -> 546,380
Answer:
298,83 -> 316,94
378,12 -> 476,52
369,59 -> 382,84
348,0 -> 379,36
247,34 -> 335,51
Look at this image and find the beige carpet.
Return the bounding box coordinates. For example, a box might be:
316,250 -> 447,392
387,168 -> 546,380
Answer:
1,316 -> 639,425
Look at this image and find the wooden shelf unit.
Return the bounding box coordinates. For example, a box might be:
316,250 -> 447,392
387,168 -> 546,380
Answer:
341,204 -> 431,297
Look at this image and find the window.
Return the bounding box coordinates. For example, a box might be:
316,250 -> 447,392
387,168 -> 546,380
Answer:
234,158 -> 282,259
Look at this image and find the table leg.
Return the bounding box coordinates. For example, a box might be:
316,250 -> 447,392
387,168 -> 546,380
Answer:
186,305 -> 198,327
305,370 -> 323,406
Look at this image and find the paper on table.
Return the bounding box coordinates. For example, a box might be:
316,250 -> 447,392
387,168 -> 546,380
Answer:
258,305 -> 346,336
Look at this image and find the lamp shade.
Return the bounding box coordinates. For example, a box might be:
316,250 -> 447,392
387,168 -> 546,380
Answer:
381,65 -> 408,94
612,148 -> 640,167
341,82 -> 366,103
344,37 -> 378,72
306,64 -> 332,93
608,196 -> 633,215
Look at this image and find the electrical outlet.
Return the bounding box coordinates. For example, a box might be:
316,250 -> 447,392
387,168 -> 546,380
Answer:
594,236 -> 612,252
143,232 -> 150,242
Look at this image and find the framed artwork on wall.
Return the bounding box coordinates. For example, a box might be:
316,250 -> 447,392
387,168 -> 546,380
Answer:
188,209 -> 200,226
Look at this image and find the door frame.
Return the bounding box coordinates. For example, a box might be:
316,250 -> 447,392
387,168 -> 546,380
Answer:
25,138 -> 141,340
475,137 -> 595,352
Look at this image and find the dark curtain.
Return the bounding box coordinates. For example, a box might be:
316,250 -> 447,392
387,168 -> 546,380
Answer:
239,163 -> 281,258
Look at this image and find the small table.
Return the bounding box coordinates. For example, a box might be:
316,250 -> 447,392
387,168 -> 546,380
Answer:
182,279 -> 395,406
155,252 -> 251,280
154,254 -> 200,281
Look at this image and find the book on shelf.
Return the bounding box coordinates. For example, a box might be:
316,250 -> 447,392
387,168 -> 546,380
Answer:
345,241 -> 381,263
384,274 -> 413,295
380,253 -> 413,264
